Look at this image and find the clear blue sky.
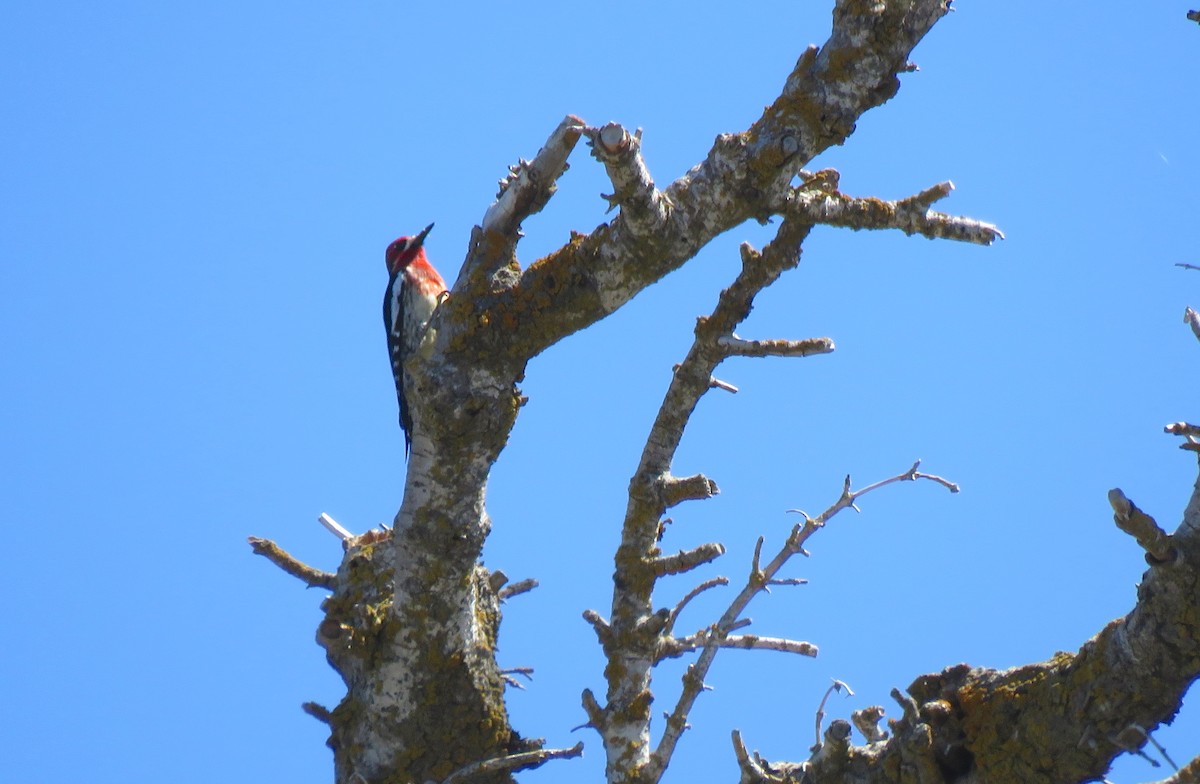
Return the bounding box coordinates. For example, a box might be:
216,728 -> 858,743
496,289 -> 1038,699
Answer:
3,2 -> 1198,782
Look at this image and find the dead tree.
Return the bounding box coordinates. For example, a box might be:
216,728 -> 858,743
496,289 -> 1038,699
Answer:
250,2 -> 1200,782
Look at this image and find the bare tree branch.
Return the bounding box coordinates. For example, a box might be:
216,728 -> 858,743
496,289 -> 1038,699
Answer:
494,2 -> 964,361
290,3 -> 1005,782
732,729 -> 780,784
740,459 -> 1200,782
785,178 -> 1004,245
1166,421 -> 1200,453
498,578 -> 538,600
441,742 -> 584,784
1109,488 -> 1178,564
500,666 -> 534,690
585,123 -> 668,234
661,473 -> 720,508
1167,422 -> 1200,438
652,543 -> 726,577
480,115 -> 584,247
650,461 -> 958,779
666,577 -> 730,633
718,335 -> 836,359
258,0 -> 1200,775
246,537 -> 335,590
851,705 -> 889,744
605,214 -> 820,783
302,701 -> 333,725
659,632 -> 818,661
813,680 -> 855,752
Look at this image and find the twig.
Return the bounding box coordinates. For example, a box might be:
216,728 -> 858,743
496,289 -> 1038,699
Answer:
441,742 -> 584,784
709,376 -> 739,393
752,536 -> 766,574
1113,724 -> 1167,769
301,701 -> 332,725
611,215 -> 820,783
788,460 -> 960,526
498,578 -> 538,600
660,631 -> 817,660
1146,726 -> 1180,771
813,679 -> 854,752
651,459 -> 957,775
666,577 -> 730,633
500,667 -> 534,690
247,537 -> 335,589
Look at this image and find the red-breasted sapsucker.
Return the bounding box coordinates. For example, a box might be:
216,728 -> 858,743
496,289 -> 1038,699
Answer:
384,223 -> 448,455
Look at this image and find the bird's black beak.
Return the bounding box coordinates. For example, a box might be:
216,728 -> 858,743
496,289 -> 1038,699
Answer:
415,223 -> 434,248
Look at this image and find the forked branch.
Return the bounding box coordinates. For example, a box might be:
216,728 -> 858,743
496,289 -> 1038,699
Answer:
784,176 -> 1004,246
649,461 -> 958,778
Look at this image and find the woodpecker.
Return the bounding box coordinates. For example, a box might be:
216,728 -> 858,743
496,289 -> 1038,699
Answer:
384,223 -> 448,455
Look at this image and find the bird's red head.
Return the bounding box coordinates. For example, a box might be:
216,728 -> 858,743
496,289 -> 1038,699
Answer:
385,222 -> 435,276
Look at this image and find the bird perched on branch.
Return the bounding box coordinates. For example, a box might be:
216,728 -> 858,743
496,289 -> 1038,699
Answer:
384,223 -> 448,455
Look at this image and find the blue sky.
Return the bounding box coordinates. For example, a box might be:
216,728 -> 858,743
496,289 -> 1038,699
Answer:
3,2 -> 1198,782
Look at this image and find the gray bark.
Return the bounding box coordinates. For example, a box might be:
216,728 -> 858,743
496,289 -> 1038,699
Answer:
249,3 -> 1200,783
